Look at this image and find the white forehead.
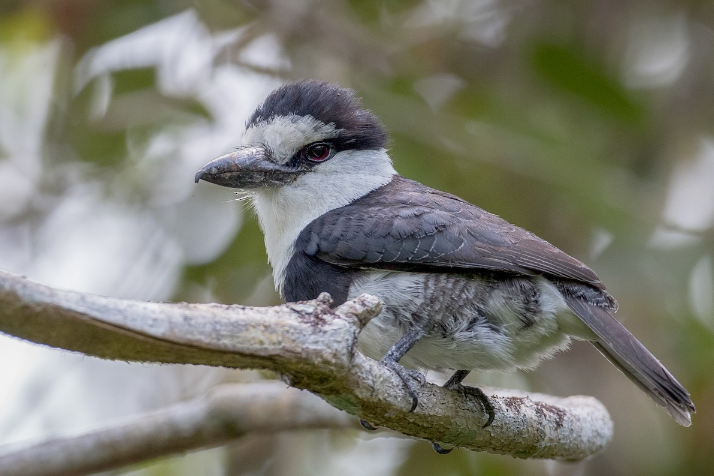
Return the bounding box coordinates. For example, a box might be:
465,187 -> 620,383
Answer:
242,114 -> 340,164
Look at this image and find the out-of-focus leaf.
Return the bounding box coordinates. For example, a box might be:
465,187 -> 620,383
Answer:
111,68 -> 156,95
0,6 -> 53,43
531,42 -> 644,124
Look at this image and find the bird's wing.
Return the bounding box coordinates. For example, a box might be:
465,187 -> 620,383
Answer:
296,176 -> 605,290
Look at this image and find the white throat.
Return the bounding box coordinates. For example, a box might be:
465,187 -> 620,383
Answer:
251,148 -> 397,295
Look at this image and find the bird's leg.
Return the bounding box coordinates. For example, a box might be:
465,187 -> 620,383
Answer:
379,327 -> 428,411
432,370 -> 495,454
359,327 -> 427,430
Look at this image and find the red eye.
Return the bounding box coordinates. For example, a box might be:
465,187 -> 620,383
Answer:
306,143 -> 331,162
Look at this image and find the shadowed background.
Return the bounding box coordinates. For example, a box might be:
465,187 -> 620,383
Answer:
0,1 -> 712,475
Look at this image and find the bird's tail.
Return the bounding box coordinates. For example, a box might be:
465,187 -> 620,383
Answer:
565,297 -> 695,426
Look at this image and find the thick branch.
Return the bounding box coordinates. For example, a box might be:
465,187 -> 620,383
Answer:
0,270 -> 613,460
0,383 -> 353,476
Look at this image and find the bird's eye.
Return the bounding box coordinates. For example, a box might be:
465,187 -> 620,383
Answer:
305,143 -> 332,162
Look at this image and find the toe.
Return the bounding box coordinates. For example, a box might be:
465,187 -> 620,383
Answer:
432,442 -> 453,454
381,361 -> 425,412
360,419 -> 378,431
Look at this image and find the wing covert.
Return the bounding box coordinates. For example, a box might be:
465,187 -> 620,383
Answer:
295,176 -> 606,290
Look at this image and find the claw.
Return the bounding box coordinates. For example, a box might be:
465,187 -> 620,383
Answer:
359,419 -> 377,431
380,359 -> 425,412
445,380 -> 495,428
463,386 -> 495,428
432,442 -> 453,454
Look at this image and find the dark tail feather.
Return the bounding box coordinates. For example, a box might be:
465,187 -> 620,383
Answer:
565,297 -> 695,426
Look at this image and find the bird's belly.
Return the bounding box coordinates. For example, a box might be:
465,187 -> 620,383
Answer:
349,271 -> 574,372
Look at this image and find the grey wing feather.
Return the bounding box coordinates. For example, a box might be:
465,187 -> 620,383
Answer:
298,175 -> 605,290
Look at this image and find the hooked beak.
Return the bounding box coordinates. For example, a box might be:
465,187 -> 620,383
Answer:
195,147 -> 301,188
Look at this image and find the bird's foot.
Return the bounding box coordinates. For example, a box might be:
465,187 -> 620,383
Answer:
380,359 -> 426,412
445,380 -> 495,428
430,376 -> 495,454
432,442 -> 453,454
359,419 -> 377,431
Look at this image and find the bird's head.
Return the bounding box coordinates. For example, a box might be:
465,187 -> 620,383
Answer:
195,81 -> 391,191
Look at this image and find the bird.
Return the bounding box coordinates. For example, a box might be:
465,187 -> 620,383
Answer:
195,80 -> 695,448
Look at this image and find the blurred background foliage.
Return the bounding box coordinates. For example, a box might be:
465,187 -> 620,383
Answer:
0,0 -> 713,475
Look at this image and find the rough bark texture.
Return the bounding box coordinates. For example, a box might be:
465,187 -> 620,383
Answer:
0,269 -> 613,466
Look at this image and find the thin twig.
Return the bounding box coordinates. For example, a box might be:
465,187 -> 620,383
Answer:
0,383 -> 354,476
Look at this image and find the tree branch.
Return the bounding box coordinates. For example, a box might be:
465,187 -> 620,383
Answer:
0,382 -> 354,476
0,269 -> 613,463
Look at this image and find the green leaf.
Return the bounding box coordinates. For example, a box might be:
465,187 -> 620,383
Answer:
531,42 -> 643,124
